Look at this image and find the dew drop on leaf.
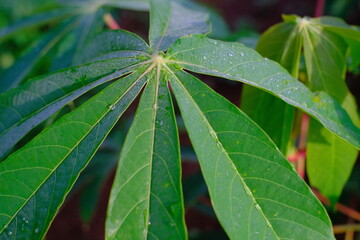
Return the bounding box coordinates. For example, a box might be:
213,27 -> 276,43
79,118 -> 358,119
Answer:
8,231 -> 12,236
264,57 -> 269,61
108,104 -> 116,111
240,52 -> 245,57
312,95 -> 321,103
22,217 -> 29,224
156,120 -> 163,127
34,228 -> 39,234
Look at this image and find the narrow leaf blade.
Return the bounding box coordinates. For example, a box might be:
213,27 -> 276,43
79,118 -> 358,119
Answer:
149,0 -> 209,51
0,19 -> 77,93
0,8 -> 76,41
166,35 -> 360,149
302,21 -> 359,202
241,21 -> 302,153
81,30 -> 150,63
106,69 -> 186,239
168,69 -> 335,239
0,70 -> 148,239
0,57 -> 146,159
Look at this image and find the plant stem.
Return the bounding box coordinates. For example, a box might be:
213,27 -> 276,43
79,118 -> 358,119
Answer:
313,189 -> 360,221
103,13 -> 121,30
334,224 -> 360,234
314,0 -> 325,17
296,114 -> 309,178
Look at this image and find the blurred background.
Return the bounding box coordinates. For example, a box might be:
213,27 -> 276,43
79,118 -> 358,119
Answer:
0,0 -> 359,239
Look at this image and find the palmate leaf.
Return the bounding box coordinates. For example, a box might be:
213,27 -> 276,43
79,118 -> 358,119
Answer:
0,57 -> 148,159
106,68 -> 186,239
300,17 -> 360,203
1,2 -> 356,239
0,69 -> 148,239
312,16 -> 360,70
167,68 -> 334,239
166,34 -> 360,149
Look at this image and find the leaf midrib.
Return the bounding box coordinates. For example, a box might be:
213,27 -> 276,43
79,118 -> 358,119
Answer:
0,60 -> 151,139
0,65 -> 152,233
165,59 -> 360,149
163,64 -> 280,239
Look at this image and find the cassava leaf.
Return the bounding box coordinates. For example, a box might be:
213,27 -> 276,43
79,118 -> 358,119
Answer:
149,0 -> 209,51
241,20 -> 302,153
80,30 -> 150,63
0,70 -> 148,239
0,57 -> 148,159
166,35 -> 360,149
102,0 -> 150,11
167,68 -> 335,239
301,18 -> 360,203
0,8 -> 76,41
106,68 -> 186,239
0,19 -> 78,93
241,87 -> 295,154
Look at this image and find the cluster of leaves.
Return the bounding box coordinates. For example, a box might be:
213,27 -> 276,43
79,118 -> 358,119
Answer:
241,14 -> 360,204
0,0 -> 359,239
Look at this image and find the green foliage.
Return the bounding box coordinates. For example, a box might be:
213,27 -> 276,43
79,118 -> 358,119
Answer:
241,14 -> 360,204
1,0 -> 359,239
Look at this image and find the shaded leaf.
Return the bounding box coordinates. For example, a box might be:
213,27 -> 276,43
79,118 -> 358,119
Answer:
301,18 -> 360,203
241,20 -> 302,153
149,0 -> 209,51
166,35 -> 360,149
102,0 -> 150,11
0,8 -> 76,41
0,57 -> 147,159
168,68 -> 335,239
0,19 -> 78,93
0,70 -> 148,239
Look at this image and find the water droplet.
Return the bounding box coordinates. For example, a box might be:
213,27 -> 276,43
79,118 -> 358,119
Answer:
203,56 -> 207,60
273,212 -> 278,217
22,217 -> 29,224
108,104 -> 116,111
156,120 -> 163,127
8,231 -> 12,236
148,221 -> 151,225
228,52 -> 233,57
34,228 -> 39,234
264,57 -> 269,61
240,52 -> 245,57
312,95 -> 321,103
